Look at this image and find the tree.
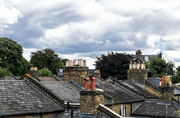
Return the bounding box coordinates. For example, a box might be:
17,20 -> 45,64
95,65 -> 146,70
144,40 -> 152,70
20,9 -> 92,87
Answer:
0,37 -> 32,75
38,67 -> 52,77
171,66 -> 180,84
0,67 -> 11,78
30,48 -> 61,74
146,57 -> 174,78
95,52 -> 133,80
59,58 -> 68,69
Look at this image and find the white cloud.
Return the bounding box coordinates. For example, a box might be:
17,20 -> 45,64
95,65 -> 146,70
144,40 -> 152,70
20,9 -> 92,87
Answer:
2,0 -> 180,68
0,5 -> 23,35
23,48 -> 37,61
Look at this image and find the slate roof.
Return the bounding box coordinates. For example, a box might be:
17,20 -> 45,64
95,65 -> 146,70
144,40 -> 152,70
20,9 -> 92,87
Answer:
174,87 -> 180,96
132,101 -> 179,118
0,76 -> 16,80
116,80 -> 158,99
0,80 -> 64,117
132,54 -> 161,63
55,76 -> 63,81
40,81 -> 81,103
95,81 -> 144,104
89,69 -> 95,77
147,77 -> 161,87
37,77 -> 58,81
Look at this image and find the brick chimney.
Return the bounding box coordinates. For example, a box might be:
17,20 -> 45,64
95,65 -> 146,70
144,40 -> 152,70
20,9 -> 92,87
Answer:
63,59 -> 89,86
80,77 -> 104,114
127,62 -> 147,84
29,67 -> 38,78
136,49 -> 142,57
93,69 -> 101,78
158,76 -> 174,103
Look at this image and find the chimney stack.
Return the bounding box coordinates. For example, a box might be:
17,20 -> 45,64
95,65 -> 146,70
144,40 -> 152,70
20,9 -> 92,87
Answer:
29,67 -> 38,78
80,77 -> 104,114
158,76 -> 174,103
63,59 -> 89,86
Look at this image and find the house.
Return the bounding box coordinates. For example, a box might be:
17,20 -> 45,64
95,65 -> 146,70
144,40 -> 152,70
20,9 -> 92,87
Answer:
132,49 -> 162,63
2,58 -> 180,118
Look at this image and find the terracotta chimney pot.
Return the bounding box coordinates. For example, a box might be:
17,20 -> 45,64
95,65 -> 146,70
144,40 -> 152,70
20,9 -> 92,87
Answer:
91,77 -> 96,90
84,78 -> 90,90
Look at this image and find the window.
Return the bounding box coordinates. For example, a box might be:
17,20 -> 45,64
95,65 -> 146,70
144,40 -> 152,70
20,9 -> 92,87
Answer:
119,105 -> 126,116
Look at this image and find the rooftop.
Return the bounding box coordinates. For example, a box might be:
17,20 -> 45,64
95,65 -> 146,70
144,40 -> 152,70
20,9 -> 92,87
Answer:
95,81 -> 144,104
116,80 -> 159,99
132,101 -> 179,117
40,81 -> 81,103
0,80 -> 64,117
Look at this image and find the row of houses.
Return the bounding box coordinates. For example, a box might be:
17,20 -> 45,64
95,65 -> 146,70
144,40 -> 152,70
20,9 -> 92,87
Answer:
0,50 -> 179,118
1,60 -> 180,118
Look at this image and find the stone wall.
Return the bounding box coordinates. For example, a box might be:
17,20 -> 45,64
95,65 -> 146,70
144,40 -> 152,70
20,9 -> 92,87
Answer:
63,67 -> 89,86
80,89 -> 104,114
127,69 -> 147,84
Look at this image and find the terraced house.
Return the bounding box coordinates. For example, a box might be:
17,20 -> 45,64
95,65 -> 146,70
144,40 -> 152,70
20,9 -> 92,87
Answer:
1,59 -> 180,118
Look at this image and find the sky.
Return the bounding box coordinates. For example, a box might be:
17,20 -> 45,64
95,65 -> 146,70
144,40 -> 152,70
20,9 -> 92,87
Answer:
1,0 -> 180,69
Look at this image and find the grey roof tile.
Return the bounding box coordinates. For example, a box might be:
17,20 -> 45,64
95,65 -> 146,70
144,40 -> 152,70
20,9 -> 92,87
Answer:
116,80 -> 158,99
40,81 -> 81,103
132,101 -> 179,117
38,77 -> 58,81
0,80 -> 64,116
95,81 -> 144,104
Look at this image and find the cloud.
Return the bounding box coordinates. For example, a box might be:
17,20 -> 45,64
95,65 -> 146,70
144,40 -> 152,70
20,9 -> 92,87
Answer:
2,0 -> 180,68
0,4 -> 23,35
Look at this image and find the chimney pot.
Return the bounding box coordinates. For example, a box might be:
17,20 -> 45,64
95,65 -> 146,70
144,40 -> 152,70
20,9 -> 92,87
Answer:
133,62 -> 137,69
84,78 -> 90,90
83,60 -> 86,66
78,59 -> 84,66
161,76 -> 165,86
90,77 -> 96,90
129,62 -> 133,69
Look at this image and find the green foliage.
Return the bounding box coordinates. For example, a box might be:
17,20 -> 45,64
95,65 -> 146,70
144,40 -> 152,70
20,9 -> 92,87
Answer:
147,57 -> 174,78
171,66 -> 180,84
30,48 -> 62,74
172,74 -> 180,84
38,67 -> 52,77
0,67 -> 11,78
176,66 -> 180,76
0,37 -> 32,75
96,52 -> 133,80
59,58 -> 68,69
